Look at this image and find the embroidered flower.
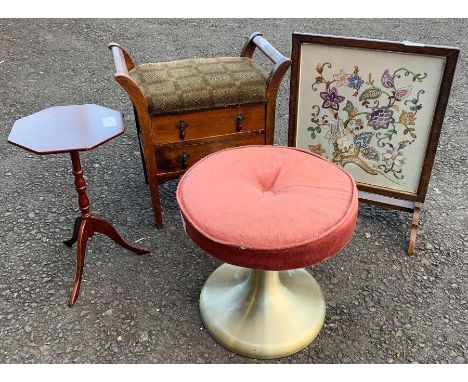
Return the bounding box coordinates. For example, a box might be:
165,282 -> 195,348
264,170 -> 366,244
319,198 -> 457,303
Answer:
381,69 -> 394,88
325,121 -> 353,150
361,147 -> 379,161
337,134 -> 353,149
394,86 -> 412,101
319,87 -> 345,111
325,129 -> 339,145
399,110 -> 417,125
308,144 -> 326,157
353,132 -> 373,149
348,74 -> 365,90
353,118 -> 364,130
313,76 -> 323,87
324,121 -> 344,145
367,108 -> 394,130
316,63 -> 325,74
383,148 -> 406,167
333,69 -> 351,87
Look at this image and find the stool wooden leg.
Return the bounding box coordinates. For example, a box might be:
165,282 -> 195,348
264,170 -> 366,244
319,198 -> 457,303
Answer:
149,178 -> 163,229
152,196 -> 163,229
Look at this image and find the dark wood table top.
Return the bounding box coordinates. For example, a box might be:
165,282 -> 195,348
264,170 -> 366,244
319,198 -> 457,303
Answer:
7,104 -> 125,155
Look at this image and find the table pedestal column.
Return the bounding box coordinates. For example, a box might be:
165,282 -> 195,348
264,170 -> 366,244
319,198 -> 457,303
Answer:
64,151 -> 150,306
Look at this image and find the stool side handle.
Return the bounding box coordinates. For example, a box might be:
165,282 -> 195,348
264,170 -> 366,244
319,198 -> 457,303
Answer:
241,32 -> 291,145
267,58 -> 291,92
241,32 -> 288,65
240,32 -> 263,59
265,58 -> 291,145
108,43 -> 149,125
240,31 -> 291,111
241,33 -> 291,145
108,42 -> 136,71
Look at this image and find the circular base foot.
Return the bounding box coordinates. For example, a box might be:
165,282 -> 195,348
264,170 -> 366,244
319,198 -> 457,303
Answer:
199,264 -> 326,359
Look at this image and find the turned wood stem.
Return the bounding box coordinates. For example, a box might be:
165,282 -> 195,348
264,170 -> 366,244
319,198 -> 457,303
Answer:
70,151 -> 91,219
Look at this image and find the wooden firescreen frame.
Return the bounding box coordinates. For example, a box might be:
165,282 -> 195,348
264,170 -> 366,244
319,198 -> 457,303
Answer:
288,33 -> 459,255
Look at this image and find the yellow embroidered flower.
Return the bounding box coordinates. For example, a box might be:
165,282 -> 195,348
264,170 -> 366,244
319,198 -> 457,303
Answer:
308,144 -> 326,157
399,111 -> 417,125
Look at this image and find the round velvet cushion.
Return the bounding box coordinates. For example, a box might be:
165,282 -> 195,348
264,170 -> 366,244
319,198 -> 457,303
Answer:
176,146 -> 358,271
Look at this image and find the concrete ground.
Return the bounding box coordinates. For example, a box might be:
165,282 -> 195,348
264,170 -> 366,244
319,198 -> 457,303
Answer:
0,19 -> 466,364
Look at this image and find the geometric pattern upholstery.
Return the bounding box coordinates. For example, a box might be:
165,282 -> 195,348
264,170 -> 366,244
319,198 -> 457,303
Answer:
129,57 -> 268,115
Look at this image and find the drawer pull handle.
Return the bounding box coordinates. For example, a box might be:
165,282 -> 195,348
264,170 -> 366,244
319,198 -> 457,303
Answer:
235,113 -> 245,132
176,120 -> 188,140
178,152 -> 190,169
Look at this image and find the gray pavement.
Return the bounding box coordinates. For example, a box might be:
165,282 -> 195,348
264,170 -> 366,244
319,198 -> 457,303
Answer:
0,19 -> 467,363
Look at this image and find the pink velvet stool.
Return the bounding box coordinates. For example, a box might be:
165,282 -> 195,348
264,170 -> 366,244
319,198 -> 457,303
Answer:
176,145 -> 358,359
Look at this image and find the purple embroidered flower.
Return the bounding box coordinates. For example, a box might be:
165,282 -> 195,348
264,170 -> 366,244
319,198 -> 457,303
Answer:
383,148 -> 406,167
381,69 -> 394,88
361,147 -> 379,161
319,87 -> 345,111
348,74 -> 364,90
367,108 -> 394,130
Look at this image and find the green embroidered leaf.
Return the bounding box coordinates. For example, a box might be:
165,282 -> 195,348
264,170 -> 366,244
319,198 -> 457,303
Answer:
343,100 -> 357,117
404,127 -> 417,139
359,87 -> 382,101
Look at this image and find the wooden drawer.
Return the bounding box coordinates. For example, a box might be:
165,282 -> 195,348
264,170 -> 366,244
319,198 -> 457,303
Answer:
155,130 -> 265,176
151,104 -> 266,144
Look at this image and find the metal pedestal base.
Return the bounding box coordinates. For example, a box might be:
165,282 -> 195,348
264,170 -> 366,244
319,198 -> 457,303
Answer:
199,264 -> 326,359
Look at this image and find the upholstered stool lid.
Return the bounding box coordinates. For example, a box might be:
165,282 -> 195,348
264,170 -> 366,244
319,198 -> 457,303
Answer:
129,57 -> 267,115
177,146 -> 358,271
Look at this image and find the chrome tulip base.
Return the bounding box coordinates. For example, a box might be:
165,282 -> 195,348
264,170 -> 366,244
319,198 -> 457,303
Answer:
199,263 -> 326,359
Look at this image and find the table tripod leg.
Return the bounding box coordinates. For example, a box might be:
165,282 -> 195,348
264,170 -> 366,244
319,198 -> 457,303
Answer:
92,215 -> 150,255
63,216 -> 81,247
68,219 -> 91,307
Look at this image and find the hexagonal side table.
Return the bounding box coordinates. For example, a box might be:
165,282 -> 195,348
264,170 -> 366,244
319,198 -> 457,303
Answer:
8,104 -> 150,306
